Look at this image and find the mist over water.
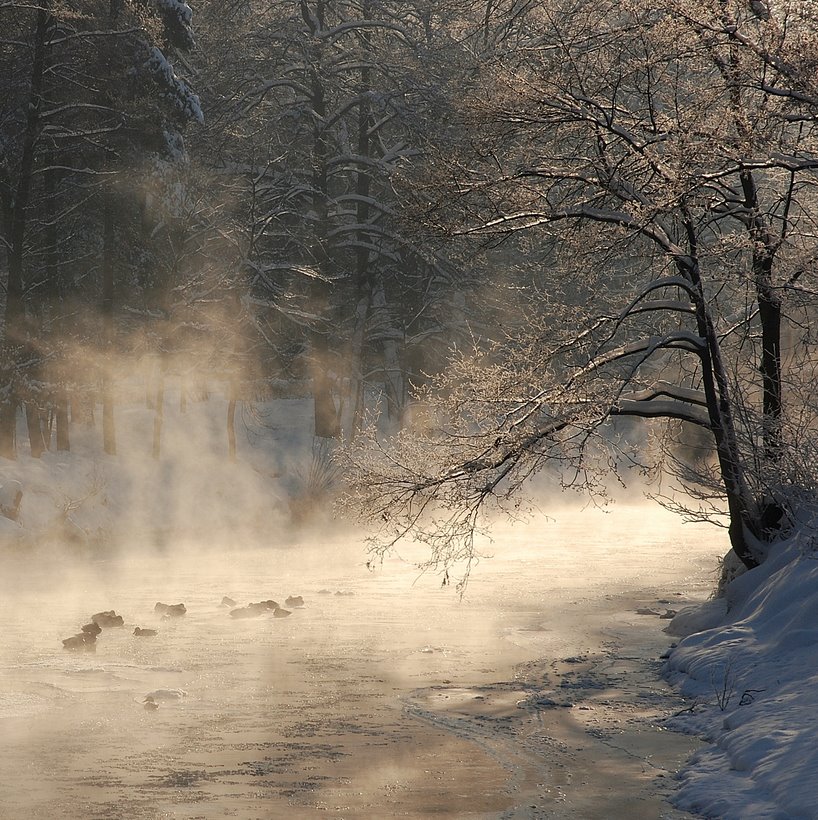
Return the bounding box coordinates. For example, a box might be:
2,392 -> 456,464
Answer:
0,497 -> 723,819
0,355 -> 725,820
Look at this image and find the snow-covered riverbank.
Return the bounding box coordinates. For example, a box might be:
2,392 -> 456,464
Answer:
664,533 -> 818,819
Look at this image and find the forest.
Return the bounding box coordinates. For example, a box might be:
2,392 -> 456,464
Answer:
3,0 -> 818,574
6,4 -> 818,818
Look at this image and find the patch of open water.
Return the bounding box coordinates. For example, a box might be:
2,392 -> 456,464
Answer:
0,506 -> 723,818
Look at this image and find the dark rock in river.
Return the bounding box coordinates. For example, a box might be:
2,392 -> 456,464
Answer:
230,605 -> 263,619
221,596 -> 237,607
155,602 -> 186,617
91,610 -> 124,628
62,632 -> 96,651
134,627 -> 158,637
285,596 -> 304,607
230,601 -> 279,618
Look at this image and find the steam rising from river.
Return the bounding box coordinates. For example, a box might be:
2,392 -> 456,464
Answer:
0,503 -> 724,818
0,331 -> 732,817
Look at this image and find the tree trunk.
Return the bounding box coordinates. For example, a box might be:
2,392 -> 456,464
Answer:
304,4 -> 340,441
341,30 -> 373,442
72,393 -> 95,427
152,372 -> 164,460
684,254 -> 759,569
55,387 -> 70,451
0,402 -> 16,460
0,5 -> 51,459
4,5 -> 49,342
758,277 -> 782,459
340,295 -> 369,441
145,364 -> 155,409
373,276 -> 406,433
739,171 -> 783,463
227,386 -> 237,462
312,349 -> 340,439
24,402 -> 47,457
101,200 -> 116,455
43,151 -> 66,453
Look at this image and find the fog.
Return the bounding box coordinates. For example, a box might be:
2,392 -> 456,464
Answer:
0,407 -> 724,820
0,343 -> 724,819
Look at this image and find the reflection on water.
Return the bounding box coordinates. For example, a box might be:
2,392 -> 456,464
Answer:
0,507 -> 722,818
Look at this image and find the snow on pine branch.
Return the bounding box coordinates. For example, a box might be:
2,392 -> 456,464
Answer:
155,0 -> 195,50
144,46 -> 203,125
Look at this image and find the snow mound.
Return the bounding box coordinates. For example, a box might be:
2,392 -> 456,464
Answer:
664,538 -> 818,819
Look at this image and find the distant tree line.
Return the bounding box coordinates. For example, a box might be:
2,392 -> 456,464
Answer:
1,0 -> 512,462
9,0 -> 818,579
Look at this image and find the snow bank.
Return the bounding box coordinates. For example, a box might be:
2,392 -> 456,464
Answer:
664,538 -> 818,819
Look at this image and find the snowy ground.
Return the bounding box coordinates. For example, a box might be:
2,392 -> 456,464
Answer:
664,532 -> 818,819
1,388 -> 815,817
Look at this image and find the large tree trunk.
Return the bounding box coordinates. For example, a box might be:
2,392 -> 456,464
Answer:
311,339 -> 340,439
55,387 -> 70,451
0,401 -> 16,460
24,402 -> 47,457
101,200 -> 116,455
304,3 -> 340,441
43,152 -> 65,453
372,276 -> 406,434
340,296 -> 369,441
152,371 -> 165,460
0,5 -> 51,459
685,255 -> 759,569
740,170 -> 783,463
340,6 -> 373,442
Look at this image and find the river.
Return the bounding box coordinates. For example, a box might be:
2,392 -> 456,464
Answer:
0,504 -> 722,818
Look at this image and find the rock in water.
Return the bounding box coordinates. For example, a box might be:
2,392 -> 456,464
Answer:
144,688 -> 186,701
230,605 -> 261,619
0,480 -> 22,522
229,601 -> 276,618
273,608 -> 292,619
285,595 -> 304,607
154,602 -> 186,617
91,610 -> 124,628
62,632 -> 96,651
220,596 -> 237,607
133,627 -> 158,637
81,622 -> 102,636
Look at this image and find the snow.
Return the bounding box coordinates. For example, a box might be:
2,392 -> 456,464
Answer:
664,536 -> 818,818
144,46 -> 204,125
155,0 -> 195,50
156,0 -> 193,27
